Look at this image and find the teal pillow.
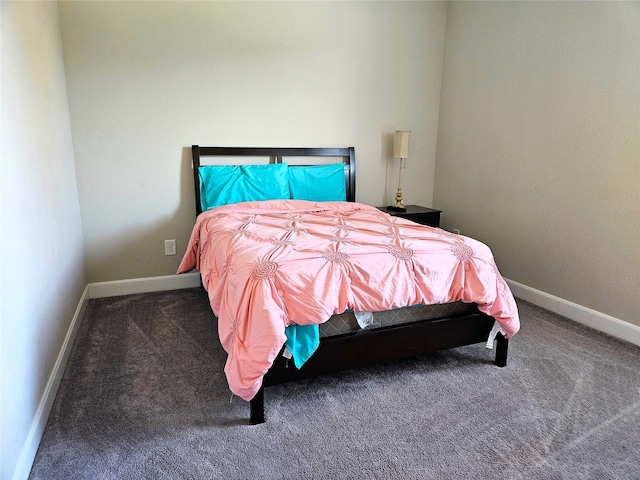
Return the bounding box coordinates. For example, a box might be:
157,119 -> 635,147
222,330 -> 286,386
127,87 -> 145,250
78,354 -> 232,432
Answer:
199,164 -> 289,211
288,164 -> 346,201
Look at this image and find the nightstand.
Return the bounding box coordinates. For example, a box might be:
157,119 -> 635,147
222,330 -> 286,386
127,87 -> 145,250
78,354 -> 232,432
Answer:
377,205 -> 442,227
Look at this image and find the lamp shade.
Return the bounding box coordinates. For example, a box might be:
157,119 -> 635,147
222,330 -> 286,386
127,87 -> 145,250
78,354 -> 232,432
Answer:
393,130 -> 411,159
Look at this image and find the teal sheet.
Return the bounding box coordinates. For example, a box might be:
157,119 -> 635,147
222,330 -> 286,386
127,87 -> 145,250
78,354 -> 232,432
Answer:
284,324 -> 320,369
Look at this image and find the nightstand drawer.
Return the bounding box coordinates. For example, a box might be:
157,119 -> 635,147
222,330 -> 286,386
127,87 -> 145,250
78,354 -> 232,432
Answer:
377,205 -> 442,227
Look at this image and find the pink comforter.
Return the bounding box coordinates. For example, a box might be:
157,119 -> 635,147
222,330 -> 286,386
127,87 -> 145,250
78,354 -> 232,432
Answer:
178,200 -> 520,401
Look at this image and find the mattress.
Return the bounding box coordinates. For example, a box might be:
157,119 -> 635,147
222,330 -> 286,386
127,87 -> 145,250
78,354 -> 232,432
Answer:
319,302 -> 479,337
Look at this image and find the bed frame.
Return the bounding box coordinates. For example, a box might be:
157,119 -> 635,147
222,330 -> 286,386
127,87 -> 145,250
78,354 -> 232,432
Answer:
191,145 -> 508,425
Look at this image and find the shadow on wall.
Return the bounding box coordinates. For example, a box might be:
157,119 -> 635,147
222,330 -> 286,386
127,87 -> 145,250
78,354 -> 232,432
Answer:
87,147 -> 198,282
382,131 -> 398,207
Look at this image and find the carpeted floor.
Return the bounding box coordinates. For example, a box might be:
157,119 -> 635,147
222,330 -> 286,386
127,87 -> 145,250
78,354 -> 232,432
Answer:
29,288 -> 640,479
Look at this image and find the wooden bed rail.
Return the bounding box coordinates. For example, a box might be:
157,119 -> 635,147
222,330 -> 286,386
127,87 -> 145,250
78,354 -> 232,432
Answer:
249,315 -> 508,425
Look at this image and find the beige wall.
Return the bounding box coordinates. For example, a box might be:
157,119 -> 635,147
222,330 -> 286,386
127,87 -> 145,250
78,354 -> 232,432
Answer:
435,2 -> 640,326
58,1 -> 448,282
1,2 -> 87,478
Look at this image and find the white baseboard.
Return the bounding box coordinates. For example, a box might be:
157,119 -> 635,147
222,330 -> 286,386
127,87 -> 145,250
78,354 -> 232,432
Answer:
83,274 -> 640,346
505,278 -> 640,347
88,272 -> 201,298
12,285 -> 90,480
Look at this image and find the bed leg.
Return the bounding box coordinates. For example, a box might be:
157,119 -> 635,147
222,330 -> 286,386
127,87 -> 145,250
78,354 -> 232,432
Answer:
249,388 -> 265,425
495,333 -> 508,368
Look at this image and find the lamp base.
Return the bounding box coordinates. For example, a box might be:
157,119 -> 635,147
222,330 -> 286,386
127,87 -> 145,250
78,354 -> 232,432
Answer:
386,205 -> 407,212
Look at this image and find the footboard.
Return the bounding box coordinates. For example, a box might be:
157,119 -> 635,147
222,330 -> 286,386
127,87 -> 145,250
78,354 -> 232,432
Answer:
249,314 -> 508,424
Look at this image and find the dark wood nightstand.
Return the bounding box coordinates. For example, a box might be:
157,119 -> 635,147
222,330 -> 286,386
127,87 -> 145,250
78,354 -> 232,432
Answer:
377,205 -> 442,227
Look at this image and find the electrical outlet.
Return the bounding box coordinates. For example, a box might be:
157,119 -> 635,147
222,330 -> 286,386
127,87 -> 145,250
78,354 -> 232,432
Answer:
452,229 -> 461,235
164,239 -> 177,256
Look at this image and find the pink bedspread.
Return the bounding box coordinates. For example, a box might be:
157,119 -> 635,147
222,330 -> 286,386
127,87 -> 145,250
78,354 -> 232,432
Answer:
178,200 -> 520,401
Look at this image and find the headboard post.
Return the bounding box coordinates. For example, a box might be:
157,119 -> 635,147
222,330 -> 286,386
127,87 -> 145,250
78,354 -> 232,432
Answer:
192,145 -> 203,216
347,147 -> 356,202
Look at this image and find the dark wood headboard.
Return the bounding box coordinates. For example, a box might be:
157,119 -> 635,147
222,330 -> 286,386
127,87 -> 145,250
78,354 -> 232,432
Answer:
191,146 -> 356,215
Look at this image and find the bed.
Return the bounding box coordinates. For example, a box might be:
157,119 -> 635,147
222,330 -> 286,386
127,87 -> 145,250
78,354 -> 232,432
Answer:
178,145 -> 520,424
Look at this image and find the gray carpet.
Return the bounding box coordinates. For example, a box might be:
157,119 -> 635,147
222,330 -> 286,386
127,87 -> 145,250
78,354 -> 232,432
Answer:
29,288 -> 640,480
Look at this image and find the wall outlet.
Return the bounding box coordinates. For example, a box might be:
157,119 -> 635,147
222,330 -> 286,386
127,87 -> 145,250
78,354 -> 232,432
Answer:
452,229 -> 461,235
164,239 -> 177,256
